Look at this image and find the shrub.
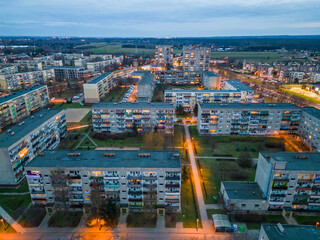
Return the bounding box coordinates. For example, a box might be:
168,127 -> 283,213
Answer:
236,146 -> 241,151
244,145 -> 248,151
251,147 -> 256,152
237,152 -> 252,168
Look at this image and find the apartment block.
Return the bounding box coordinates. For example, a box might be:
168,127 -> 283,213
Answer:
0,109 -> 66,185
0,69 -> 55,90
83,72 -> 114,103
224,80 -> 254,102
155,45 -> 173,67
87,56 -> 123,72
92,102 -> 175,134
0,65 -> 18,75
279,70 -> 305,82
197,103 -> 301,135
25,150 -> 181,211
298,107 -> 320,152
255,152 -> 320,211
54,66 -> 91,81
182,46 -> 211,71
0,85 -> 49,132
155,70 -> 220,90
310,72 -> 320,82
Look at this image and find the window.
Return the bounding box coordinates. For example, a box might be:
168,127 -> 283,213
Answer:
241,204 -> 246,207
83,175 -> 87,178
255,204 -> 259,207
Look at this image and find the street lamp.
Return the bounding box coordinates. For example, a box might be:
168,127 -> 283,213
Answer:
0,219 -> 6,231
196,218 -> 199,231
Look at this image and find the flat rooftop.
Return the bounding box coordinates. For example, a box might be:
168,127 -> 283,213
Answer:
93,102 -> 174,109
261,152 -> 320,171
26,150 -> 181,169
262,224 -> 320,240
200,103 -> 300,110
302,107 -> 320,120
222,181 -> 265,200
226,80 -> 254,91
0,109 -> 64,148
0,85 -> 47,105
165,89 -> 239,93
85,72 -> 112,84
135,71 -> 154,86
0,68 -> 54,76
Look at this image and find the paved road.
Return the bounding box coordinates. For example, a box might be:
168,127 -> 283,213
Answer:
184,125 -> 212,233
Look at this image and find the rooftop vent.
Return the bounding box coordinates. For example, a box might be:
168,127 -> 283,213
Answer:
31,116 -> 34,119
38,152 -> 44,156
39,114 -> 43,118
7,129 -> 11,133
173,153 -> 180,157
296,155 -> 308,159
68,153 -> 81,157
277,223 -> 285,234
11,132 -> 15,135
104,153 -> 115,157
138,153 -> 150,157
265,155 -> 271,158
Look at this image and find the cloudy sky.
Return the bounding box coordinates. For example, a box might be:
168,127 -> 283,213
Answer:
0,0 -> 320,37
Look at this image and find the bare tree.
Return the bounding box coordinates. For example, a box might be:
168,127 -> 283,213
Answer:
143,181 -> 157,215
51,169 -> 69,214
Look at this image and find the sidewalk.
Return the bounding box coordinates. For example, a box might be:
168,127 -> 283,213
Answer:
0,206 -> 24,233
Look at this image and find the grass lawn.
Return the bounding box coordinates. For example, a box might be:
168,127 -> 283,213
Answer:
126,212 -> 157,228
19,206 -> 46,227
0,216 -> 16,233
80,110 -> 92,125
0,195 -> 31,219
90,132 -> 143,147
58,133 -> 83,149
294,215 -> 320,225
101,86 -> 129,102
79,137 -> 96,148
229,214 -> 286,230
53,103 -> 91,110
48,211 -> 83,228
206,209 -> 227,218
0,181 -> 29,193
87,43 -> 155,55
190,126 -> 287,158
280,88 -> 320,104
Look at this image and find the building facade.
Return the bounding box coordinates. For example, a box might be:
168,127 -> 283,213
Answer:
0,69 -> 55,90
197,103 -> 301,135
92,102 -> 175,134
310,72 -> 320,82
155,70 -> 220,90
83,72 -> 115,103
224,80 -> 254,102
255,152 -> 320,211
298,107 -> 320,152
25,150 -> 181,211
182,46 -> 211,71
155,45 -> 173,67
54,66 -> 91,81
0,85 -> 50,132
0,65 -> 18,75
0,109 -> 66,185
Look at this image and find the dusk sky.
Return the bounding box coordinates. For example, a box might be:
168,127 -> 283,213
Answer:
1,0 -> 320,37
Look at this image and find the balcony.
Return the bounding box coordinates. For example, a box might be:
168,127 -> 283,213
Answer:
165,176 -> 180,180
127,175 -> 142,180
165,183 -> 180,188
128,190 -> 143,195
128,198 -> 143,202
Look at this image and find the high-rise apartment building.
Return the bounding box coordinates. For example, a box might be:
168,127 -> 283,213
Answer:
182,46 -> 211,71
155,45 -> 173,67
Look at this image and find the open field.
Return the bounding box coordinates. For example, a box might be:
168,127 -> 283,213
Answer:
78,43 -> 155,55
294,215 -> 320,225
0,194 -> 31,219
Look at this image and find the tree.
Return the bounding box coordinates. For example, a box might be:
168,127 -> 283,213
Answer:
100,199 -> 118,227
294,78 -> 299,84
143,132 -> 165,149
132,122 -> 138,136
89,181 -> 104,219
193,103 -> 198,117
176,105 -> 184,116
51,169 -> 69,213
237,152 -> 252,168
181,165 -> 190,182
143,182 -> 157,216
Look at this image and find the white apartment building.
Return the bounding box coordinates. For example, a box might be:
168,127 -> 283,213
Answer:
155,45 -> 173,67
83,72 -> 115,103
0,85 -> 49,132
310,72 -> 320,82
182,46 -> 211,71
0,109 -> 66,185
92,102 -> 175,134
197,103 -> 301,135
0,69 -> 55,90
25,150 -> 181,211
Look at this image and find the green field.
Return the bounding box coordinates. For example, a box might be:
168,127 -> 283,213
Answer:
78,43 -> 155,55
280,88 -> 320,104
0,195 -> 31,219
101,86 -> 129,102
0,181 -> 29,193
294,215 -> 320,225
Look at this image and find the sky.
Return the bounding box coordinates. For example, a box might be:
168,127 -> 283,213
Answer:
0,0 -> 320,37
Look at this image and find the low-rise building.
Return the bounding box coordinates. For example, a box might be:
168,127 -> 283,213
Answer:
92,102 -> 175,134
135,71 -> 155,102
298,107 -> 320,152
255,152 -> 320,211
54,66 -> 91,81
25,150 -> 181,211
83,72 -> 114,103
259,224 -> 320,240
220,182 -> 268,212
0,69 -> 55,90
0,85 -> 49,132
197,103 -> 301,135
155,45 -> 173,67
0,109 -> 66,185
87,56 -> 123,72
279,70 -> 305,82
